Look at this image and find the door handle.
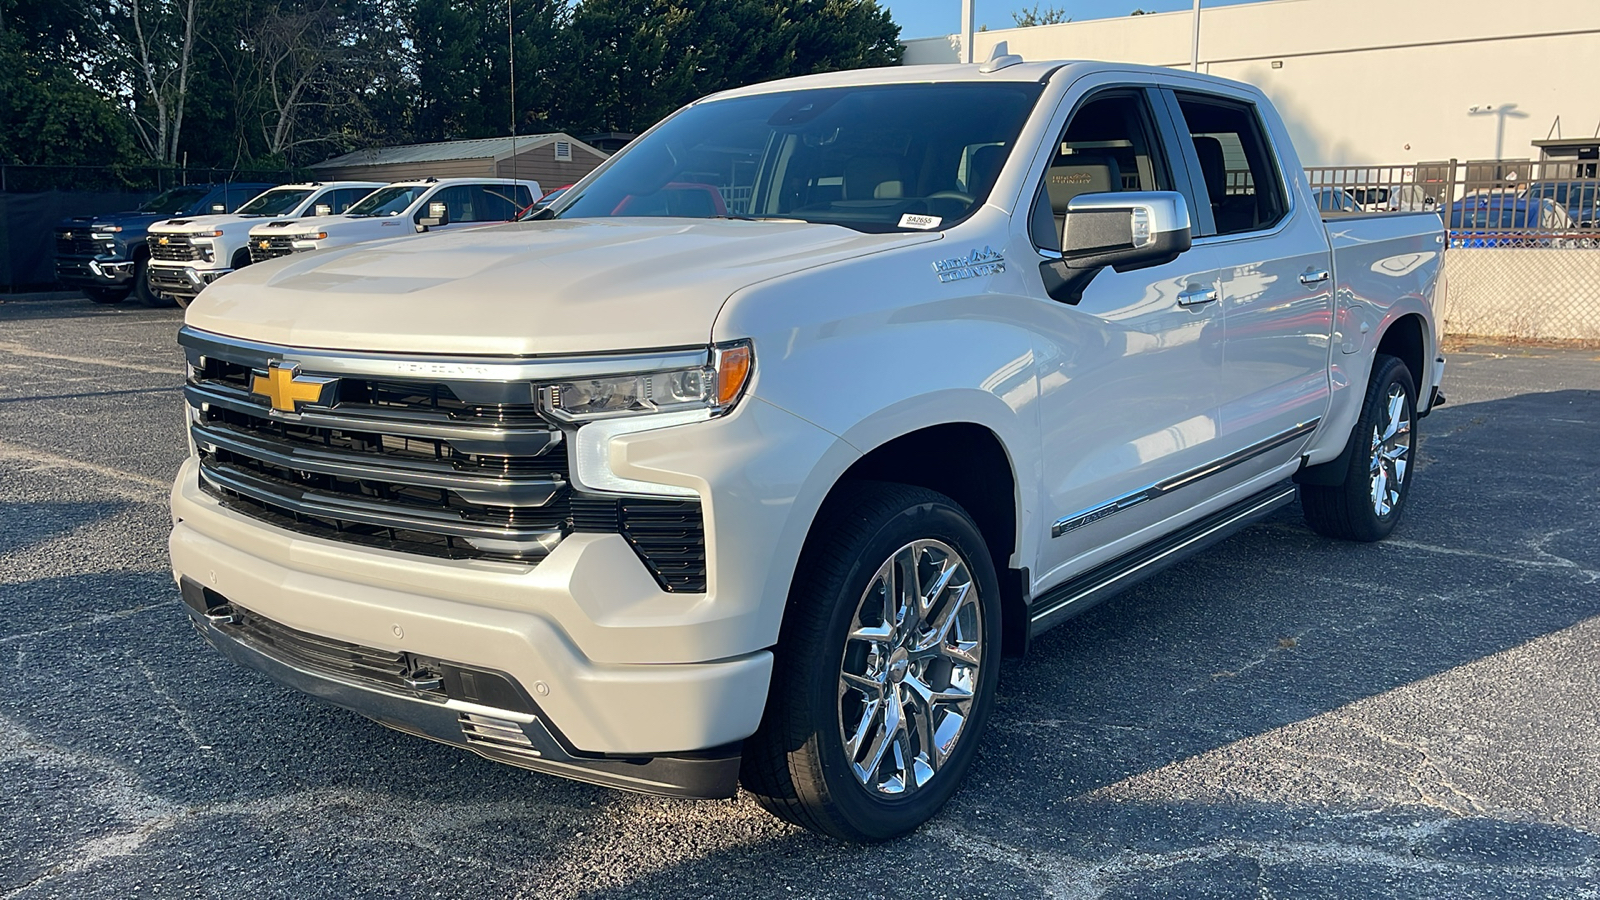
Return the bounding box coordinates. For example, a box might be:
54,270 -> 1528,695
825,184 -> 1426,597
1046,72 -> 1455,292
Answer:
1177,287 -> 1218,307
1299,269 -> 1331,287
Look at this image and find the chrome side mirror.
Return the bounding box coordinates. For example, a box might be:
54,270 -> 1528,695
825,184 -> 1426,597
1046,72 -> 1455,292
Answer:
1041,190 -> 1192,305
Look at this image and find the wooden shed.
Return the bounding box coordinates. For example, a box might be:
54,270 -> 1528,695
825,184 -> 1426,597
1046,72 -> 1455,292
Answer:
308,134 -> 607,189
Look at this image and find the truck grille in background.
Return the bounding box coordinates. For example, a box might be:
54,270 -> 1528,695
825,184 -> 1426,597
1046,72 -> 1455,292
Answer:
149,234 -> 203,261
248,236 -> 296,263
184,349 -> 707,589
55,229 -> 98,257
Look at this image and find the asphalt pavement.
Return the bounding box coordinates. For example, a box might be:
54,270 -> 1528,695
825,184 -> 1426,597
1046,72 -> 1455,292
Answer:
1,292 -> 1597,899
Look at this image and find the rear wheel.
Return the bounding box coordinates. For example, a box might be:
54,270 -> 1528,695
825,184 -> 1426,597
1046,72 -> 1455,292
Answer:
742,482 -> 1000,842
1301,353 -> 1418,542
82,286 -> 127,304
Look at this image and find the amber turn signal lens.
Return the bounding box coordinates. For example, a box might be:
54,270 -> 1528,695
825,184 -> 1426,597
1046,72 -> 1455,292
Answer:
716,344 -> 752,407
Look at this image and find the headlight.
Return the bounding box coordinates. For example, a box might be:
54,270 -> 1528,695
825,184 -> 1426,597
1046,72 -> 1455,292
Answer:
92,226 -> 124,234
541,341 -> 753,422
293,232 -> 328,241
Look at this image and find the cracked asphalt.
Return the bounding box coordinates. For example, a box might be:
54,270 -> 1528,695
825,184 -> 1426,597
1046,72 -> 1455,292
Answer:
2,292 -> 1598,899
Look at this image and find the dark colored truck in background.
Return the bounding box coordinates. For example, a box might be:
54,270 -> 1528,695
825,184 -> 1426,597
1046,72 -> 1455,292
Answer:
54,183 -> 274,306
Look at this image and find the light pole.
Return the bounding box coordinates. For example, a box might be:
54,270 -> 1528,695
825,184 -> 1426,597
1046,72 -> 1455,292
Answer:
962,0 -> 976,64
1191,0 -> 1202,72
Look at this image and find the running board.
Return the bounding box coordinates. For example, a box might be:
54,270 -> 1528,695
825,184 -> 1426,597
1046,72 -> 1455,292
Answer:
1029,484 -> 1299,636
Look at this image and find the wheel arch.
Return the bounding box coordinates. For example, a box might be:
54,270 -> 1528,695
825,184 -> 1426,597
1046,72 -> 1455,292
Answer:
808,421 -> 1030,658
1375,312 -> 1427,390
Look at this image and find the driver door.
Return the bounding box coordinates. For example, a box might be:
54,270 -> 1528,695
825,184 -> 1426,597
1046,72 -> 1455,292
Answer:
1026,87 -> 1230,584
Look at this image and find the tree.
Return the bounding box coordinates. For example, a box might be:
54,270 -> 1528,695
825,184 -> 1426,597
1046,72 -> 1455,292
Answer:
1013,3 -> 1069,26
109,0 -> 202,164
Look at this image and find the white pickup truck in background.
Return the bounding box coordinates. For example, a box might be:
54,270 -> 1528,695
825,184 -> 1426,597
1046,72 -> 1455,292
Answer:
171,54 -> 1445,842
146,182 -> 382,307
245,177 -> 540,263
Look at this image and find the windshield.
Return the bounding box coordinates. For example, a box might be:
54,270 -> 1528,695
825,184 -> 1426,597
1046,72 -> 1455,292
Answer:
139,186 -> 211,214
236,188 -> 314,217
346,185 -> 428,217
552,82 -> 1044,232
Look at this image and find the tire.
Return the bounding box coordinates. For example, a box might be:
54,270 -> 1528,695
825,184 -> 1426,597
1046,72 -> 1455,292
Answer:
1301,353 -> 1418,542
741,481 -> 1002,842
132,256 -> 171,308
82,286 -> 127,304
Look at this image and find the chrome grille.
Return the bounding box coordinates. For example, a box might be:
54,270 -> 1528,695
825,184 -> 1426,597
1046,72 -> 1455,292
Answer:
182,329 -> 709,585
149,234 -> 203,261
248,235 -> 296,263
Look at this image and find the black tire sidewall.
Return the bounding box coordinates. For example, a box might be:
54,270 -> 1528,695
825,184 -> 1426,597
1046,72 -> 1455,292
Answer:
801,490 -> 1002,840
1350,355 -> 1418,537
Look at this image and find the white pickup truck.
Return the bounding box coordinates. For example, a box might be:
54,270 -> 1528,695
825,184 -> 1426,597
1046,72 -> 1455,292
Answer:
146,182 -> 383,307
245,177 -> 540,263
171,56 -> 1445,841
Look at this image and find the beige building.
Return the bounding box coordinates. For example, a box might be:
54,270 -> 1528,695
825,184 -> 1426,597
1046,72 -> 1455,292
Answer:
309,134 -> 608,187
903,0 -> 1600,168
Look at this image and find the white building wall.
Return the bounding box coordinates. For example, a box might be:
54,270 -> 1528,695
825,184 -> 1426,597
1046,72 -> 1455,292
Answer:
902,0 -> 1600,167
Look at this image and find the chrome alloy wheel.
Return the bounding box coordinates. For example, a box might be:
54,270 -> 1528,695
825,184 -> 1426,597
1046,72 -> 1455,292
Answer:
1369,383 -> 1413,518
838,539 -> 983,796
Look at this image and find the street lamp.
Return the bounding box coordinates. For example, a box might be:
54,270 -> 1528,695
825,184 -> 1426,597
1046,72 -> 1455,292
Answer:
1191,0 -> 1202,72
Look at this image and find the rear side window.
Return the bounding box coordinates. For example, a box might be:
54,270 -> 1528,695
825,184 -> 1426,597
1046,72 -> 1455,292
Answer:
1174,95 -> 1286,236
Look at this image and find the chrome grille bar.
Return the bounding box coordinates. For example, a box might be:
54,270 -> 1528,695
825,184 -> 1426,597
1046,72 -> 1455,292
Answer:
184,382 -> 562,457
193,420 -> 563,507
199,460 -> 564,549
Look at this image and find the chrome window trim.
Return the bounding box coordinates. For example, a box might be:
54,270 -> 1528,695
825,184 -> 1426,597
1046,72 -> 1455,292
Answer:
1051,418 -> 1320,538
180,326 -> 710,382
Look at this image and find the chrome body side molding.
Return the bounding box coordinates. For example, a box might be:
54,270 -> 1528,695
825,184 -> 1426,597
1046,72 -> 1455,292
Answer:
1051,419 -> 1320,538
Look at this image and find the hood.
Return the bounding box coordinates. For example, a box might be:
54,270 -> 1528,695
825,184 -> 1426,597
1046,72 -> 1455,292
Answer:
150,214 -> 241,234
58,212 -> 164,232
247,214 -> 351,236
186,218 -> 939,356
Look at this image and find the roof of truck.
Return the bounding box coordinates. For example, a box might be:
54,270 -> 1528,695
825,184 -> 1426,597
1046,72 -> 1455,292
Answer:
705,59 -> 1256,101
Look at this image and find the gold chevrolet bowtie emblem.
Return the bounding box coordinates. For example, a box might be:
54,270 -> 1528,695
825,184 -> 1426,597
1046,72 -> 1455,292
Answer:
250,362 -> 334,413
258,239 -> 269,249
158,236 -> 170,245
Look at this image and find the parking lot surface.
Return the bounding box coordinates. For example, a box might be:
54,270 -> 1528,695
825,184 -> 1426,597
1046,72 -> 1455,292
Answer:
1,293 -> 1597,899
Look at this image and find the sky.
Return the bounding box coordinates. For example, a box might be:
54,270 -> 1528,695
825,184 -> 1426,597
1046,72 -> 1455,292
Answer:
883,0 -> 1266,40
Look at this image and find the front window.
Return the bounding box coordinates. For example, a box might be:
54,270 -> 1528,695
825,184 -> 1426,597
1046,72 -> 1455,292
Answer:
236,188 -> 314,217
345,185 -> 429,217
139,187 -> 211,215
551,82 -> 1044,233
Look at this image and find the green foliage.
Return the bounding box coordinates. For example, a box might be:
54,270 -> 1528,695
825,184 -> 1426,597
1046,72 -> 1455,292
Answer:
1013,4 -> 1070,27
0,0 -> 903,171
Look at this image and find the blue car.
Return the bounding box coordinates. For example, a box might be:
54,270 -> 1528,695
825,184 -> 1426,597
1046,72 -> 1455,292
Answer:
55,182 -> 276,306
1448,193 -> 1575,247
1527,180 -> 1599,230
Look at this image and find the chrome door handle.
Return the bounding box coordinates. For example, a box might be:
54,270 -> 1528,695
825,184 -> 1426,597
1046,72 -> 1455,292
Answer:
1177,287 -> 1219,307
1299,269 -> 1331,286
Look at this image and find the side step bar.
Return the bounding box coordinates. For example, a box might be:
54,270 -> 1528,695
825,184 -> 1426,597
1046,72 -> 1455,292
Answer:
1029,483 -> 1298,635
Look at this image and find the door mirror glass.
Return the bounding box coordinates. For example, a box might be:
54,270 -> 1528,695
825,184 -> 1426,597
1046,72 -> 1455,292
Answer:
1061,190 -> 1191,271
1039,190 -> 1192,306
417,200 -> 450,230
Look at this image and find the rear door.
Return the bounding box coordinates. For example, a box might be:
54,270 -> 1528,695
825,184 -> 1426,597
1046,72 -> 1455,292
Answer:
1165,88 -> 1334,484
1026,83 -> 1232,582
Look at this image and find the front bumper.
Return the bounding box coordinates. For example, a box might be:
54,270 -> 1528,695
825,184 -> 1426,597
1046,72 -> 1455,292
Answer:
170,455 -> 775,755
149,264 -> 229,300
179,578 -> 743,799
56,257 -> 135,287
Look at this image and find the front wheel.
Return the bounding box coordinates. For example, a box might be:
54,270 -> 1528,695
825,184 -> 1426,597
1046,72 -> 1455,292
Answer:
741,482 -> 1001,842
1301,353 -> 1418,541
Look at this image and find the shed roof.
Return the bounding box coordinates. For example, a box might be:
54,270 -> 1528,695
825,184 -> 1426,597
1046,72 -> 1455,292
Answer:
310,134 -> 602,169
